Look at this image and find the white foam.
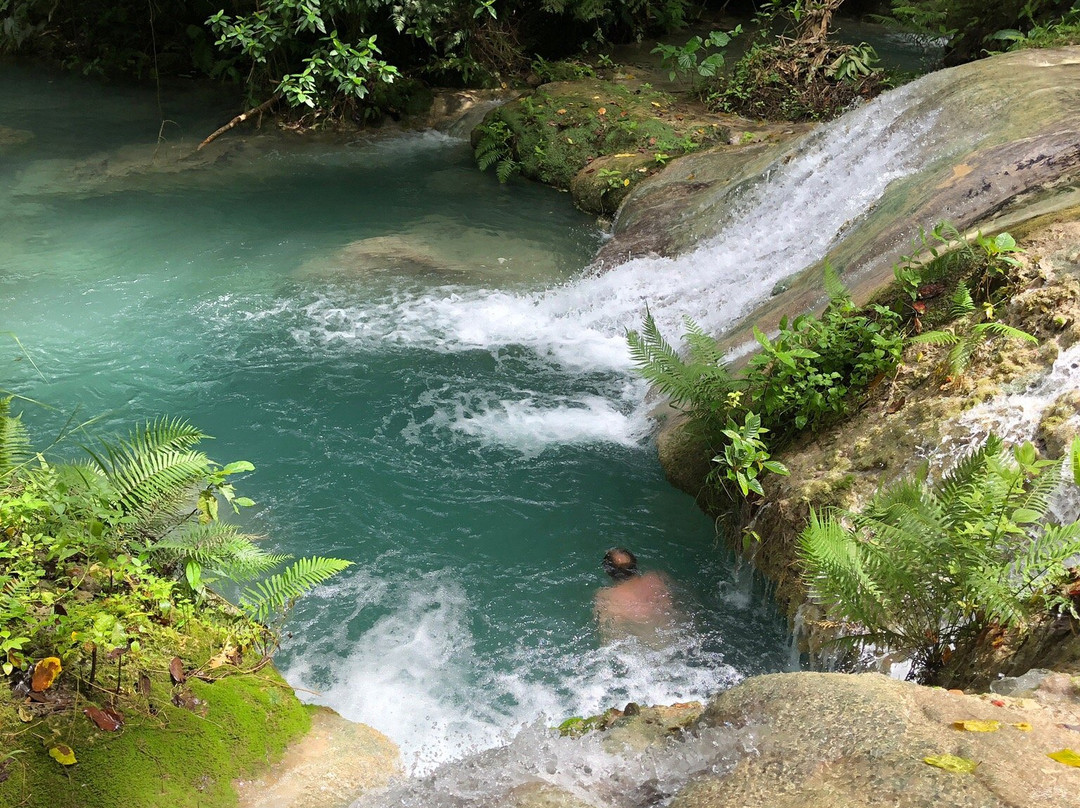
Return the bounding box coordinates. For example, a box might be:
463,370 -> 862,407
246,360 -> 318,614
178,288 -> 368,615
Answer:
283,567 -> 744,775
358,718 -> 753,808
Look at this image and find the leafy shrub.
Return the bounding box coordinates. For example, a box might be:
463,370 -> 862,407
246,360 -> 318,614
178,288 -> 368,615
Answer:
744,273 -> 904,440
651,26 -> 741,86
800,436 -> 1080,681
0,399 -> 350,681
708,0 -> 884,122
627,268 -> 904,497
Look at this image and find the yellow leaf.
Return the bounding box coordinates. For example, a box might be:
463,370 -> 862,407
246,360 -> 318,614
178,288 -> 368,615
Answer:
557,108 -> 567,114
566,138 -> 574,144
650,101 -> 662,107
31,657 -> 62,692
622,178 -> 630,186
1012,722 -> 1033,732
17,706 -> 33,723
49,745 -> 77,766
953,720 -> 1000,732
1049,748 -> 1080,767
924,754 -> 978,774
611,153 -> 637,158
597,107 -> 606,115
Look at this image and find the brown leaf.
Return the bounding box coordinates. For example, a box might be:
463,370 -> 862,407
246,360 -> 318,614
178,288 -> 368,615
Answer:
912,301 -> 927,315
137,672 -> 152,697
918,282 -> 947,300
885,396 -> 906,415
31,657 -> 62,692
169,656 -> 186,685
27,690 -> 54,703
84,706 -> 122,731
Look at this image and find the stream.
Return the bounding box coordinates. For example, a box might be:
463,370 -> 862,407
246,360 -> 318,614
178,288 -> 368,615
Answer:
0,65 -> 792,774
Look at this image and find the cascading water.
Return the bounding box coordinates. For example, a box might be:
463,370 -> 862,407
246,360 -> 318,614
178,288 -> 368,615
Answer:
5,43 -> 1073,801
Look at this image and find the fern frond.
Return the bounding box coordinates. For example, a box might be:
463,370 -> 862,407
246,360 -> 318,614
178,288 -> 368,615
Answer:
0,398 -> 31,479
153,523 -> 290,582
973,321 -> 1039,344
822,262 -> 850,307
240,556 -> 353,621
948,284 -> 975,319
682,318 -> 728,367
84,418 -> 214,521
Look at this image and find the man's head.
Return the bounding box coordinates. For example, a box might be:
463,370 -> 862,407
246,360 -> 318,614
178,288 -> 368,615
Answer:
602,547 -> 638,581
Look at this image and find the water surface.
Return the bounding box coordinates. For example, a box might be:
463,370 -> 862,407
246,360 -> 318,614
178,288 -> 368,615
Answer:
0,66 -> 792,771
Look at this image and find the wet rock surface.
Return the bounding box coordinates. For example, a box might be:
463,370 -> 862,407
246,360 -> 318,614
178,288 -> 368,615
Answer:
676,672 -> 1080,808
235,706 -> 400,808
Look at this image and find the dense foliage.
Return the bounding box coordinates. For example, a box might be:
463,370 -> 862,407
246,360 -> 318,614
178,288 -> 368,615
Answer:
889,0 -> 1079,64
0,400 -> 349,687
0,0 -> 697,118
628,268 -> 905,496
706,0 -> 886,121
800,436 -> 1080,682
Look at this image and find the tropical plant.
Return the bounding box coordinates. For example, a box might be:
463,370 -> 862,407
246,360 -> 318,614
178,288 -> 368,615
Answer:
715,411 -> 790,497
626,311 -> 737,438
627,267 -> 904,500
800,436 -> 1080,681
0,401 -> 351,686
910,282 -> 1038,378
651,26 -> 741,85
742,266 -> 905,440
474,118 -> 520,183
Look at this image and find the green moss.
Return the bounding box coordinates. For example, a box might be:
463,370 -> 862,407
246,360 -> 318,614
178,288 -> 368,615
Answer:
472,78 -> 729,213
0,666 -> 310,808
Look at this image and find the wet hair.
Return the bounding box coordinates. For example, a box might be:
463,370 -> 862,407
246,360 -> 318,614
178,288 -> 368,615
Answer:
602,548 -> 638,581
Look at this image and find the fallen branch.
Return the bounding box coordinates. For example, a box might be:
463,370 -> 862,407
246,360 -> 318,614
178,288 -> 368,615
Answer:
197,93 -> 282,151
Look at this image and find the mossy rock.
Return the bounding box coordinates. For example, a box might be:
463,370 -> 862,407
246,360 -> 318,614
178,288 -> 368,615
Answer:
0,666 -> 311,808
569,153 -> 656,215
472,78 -> 730,214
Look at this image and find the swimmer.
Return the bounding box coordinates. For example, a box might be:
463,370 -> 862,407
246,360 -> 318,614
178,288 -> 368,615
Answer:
593,547 -> 676,643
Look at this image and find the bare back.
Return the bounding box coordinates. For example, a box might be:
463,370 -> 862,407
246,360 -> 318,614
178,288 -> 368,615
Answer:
594,571 -> 675,642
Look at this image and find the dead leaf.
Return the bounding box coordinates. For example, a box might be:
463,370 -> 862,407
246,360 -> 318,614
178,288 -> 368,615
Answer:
49,745 -> 77,766
31,657 -> 61,692
954,720 -> 1001,732
169,656 -> 186,685
1012,722 -> 1033,732
557,108 -> 567,114
597,107 -> 606,115
17,705 -> 33,723
912,301 -> 927,314
918,282 -> 946,299
1049,748 -> 1080,767
137,672 -> 152,697
990,699 -> 1006,707
84,705 -> 123,731
885,396 -> 906,415
924,754 -> 978,773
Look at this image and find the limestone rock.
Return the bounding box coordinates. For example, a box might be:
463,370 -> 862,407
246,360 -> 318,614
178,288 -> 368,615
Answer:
673,672 -> 1080,808
235,706 -> 401,808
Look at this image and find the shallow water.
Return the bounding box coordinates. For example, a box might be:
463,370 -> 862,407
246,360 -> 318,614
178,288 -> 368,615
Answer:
1,65 -> 792,771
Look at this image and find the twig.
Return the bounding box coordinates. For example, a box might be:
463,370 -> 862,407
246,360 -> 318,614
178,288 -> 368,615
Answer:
197,94 -> 282,151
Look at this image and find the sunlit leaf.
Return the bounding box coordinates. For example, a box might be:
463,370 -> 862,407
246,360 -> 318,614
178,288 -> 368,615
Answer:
1049,748 -> 1080,767
953,719 -> 1000,732
49,745 -> 77,766
31,657 -> 61,692
1011,722 -> 1032,732
924,754 -> 978,773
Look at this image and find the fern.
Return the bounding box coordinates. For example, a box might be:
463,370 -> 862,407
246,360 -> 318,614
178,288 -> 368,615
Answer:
84,418 -> 214,527
800,437 -> 1080,681
0,397 -> 30,480
152,522 -> 290,587
240,556 -> 353,621
910,283 -> 1037,378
